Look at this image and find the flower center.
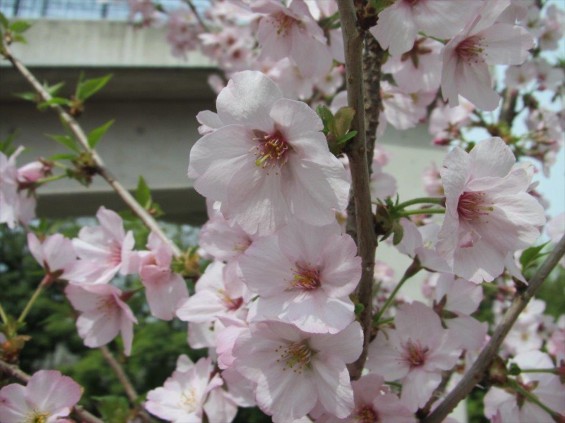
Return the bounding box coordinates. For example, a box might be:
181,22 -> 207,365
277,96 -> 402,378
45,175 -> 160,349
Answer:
291,264 -> 321,291
219,290 -> 244,311
457,191 -> 493,222
276,341 -> 313,374
179,387 -> 199,413
25,411 -> 49,423
355,405 -> 380,423
254,130 -> 290,169
403,340 -> 429,369
275,12 -> 297,37
455,35 -> 485,64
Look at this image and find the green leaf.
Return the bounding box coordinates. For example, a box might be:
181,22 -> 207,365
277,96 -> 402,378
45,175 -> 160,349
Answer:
46,81 -> 65,97
87,120 -> 114,149
519,242 -> 549,271
0,12 -> 9,29
0,132 -> 17,155
336,130 -> 357,146
14,91 -> 37,102
37,97 -> 72,111
334,107 -> 355,138
76,74 -> 112,102
93,395 -> 131,423
12,34 -> 26,44
48,134 -> 80,153
316,105 -> 335,135
135,176 -> 152,208
10,20 -> 31,33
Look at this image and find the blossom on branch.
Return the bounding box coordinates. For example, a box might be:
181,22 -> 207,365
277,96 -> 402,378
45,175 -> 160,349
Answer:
188,71 -> 349,235
0,370 -> 82,423
437,137 -> 545,282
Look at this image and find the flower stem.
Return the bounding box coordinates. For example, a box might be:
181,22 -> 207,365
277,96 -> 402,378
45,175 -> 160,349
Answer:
396,197 -> 445,209
36,173 -> 67,185
373,259 -> 421,324
519,368 -> 557,374
397,208 -> 445,217
510,380 -> 561,418
17,274 -> 52,324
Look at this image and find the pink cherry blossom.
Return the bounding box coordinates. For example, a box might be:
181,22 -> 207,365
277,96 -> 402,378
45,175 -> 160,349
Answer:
313,373 -> 416,423
166,7 -> 200,58
188,71 -> 350,235
176,260 -> 248,328
484,351 -> 565,422
366,302 -> 462,411
0,370 -> 82,423
239,221 -> 361,334
233,321 -> 362,422
0,148 -> 36,228
432,273 -> 488,351
138,232 -> 189,320
27,232 -> 79,280
441,0 -> 535,110
65,283 -> 137,355
199,214 -> 253,262
428,98 -> 474,145
252,0 -> 332,78
70,206 -> 137,285
370,0 -> 476,56
145,355 -> 238,423
437,137 -> 545,283
382,37 -> 443,93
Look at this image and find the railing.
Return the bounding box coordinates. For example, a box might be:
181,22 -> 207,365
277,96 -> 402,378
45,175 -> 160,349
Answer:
0,0 -> 207,21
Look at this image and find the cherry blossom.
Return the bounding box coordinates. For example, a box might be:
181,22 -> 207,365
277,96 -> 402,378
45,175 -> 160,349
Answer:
437,137 -> 545,283
0,148 -> 36,228
441,0 -> 535,110
484,351 -> 565,422
70,206 -> 137,285
239,221 -> 360,333
65,283 -> 137,355
138,232 -> 189,320
366,302 -> 462,411
188,70 -> 350,235
369,0 -> 476,56
252,0 -> 332,78
0,370 -> 82,423
233,321 -> 362,422
27,232 -> 79,280
145,355 -> 238,423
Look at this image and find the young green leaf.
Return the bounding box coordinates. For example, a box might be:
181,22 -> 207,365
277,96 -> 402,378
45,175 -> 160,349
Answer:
37,97 -> 72,110
48,134 -> 80,153
9,20 -> 31,33
135,176 -> 152,208
76,74 -> 112,102
87,120 -> 115,149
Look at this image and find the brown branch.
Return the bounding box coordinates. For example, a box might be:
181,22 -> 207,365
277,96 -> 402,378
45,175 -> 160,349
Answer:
1,41 -> 181,257
499,88 -> 519,129
362,32 -> 384,168
183,0 -> 210,32
0,359 -> 104,423
99,346 -> 152,423
337,0 -> 376,380
423,234 -> 565,423
99,346 -> 139,404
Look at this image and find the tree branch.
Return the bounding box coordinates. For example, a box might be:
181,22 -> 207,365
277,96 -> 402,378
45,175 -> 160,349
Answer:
423,234 -> 565,423
1,42 -> 181,257
183,0 -> 210,32
337,0 -> 376,380
0,359 -> 104,423
99,346 -> 152,423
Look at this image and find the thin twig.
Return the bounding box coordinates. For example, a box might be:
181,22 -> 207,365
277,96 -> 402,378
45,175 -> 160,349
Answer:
99,345 -> 139,404
337,0 -> 376,380
423,234 -> 565,423
1,42 -> 181,257
183,0 -> 210,32
0,359 -> 104,423
99,346 -> 153,423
